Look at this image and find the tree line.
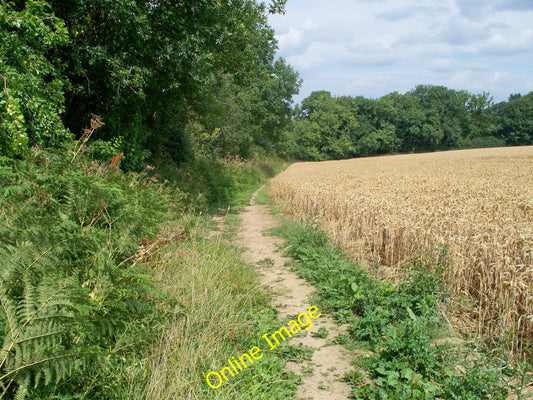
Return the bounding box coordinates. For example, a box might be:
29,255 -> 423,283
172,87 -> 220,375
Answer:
1,0 -> 300,169
287,87 -> 533,161
1,1 -> 532,168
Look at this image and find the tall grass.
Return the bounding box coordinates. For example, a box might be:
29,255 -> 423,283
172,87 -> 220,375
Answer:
134,218 -> 299,399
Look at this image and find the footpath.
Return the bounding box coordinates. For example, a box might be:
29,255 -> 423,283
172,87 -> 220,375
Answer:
238,186 -> 353,400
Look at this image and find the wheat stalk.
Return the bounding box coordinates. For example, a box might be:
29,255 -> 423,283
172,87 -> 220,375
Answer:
271,146 -> 533,358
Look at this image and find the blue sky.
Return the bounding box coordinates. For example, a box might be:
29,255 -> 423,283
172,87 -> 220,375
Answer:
268,0 -> 533,103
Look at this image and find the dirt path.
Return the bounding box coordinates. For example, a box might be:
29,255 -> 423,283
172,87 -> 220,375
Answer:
238,185 -> 354,400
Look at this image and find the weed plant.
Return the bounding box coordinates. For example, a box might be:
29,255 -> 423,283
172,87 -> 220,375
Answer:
274,219 -> 530,399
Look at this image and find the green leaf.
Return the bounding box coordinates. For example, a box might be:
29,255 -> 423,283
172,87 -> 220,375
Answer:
406,306 -> 417,321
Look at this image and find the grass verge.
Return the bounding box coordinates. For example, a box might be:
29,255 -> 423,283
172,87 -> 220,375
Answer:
253,182 -> 272,206
272,219 -> 532,399
135,217 -> 300,399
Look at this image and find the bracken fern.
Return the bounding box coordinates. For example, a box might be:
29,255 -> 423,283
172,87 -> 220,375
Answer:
0,243 -> 76,399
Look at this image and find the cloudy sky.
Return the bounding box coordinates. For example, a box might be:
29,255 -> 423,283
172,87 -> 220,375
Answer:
268,0 -> 533,103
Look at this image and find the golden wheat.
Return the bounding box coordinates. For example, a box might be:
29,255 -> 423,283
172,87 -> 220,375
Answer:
271,147 -> 533,356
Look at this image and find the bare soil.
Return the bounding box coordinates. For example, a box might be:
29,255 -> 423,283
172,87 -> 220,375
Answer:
238,185 -> 354,400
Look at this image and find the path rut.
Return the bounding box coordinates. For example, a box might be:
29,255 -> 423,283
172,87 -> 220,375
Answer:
238,186 -> 353,400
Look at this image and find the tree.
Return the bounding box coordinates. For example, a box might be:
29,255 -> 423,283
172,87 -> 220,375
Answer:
409,85 -> 471,149
496,92 -> 533,145
0,1 -> 71,157
290,91 -> 358,160
465,92 -> 496,139
357,122 -> 400,156
186,57 -> 300,159
40,0 -> 293,168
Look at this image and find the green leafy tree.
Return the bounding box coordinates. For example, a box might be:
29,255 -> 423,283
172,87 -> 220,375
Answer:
0,0 -> 71,157
192,57 -> 300,158
496,92 -> 533,145
357,122 -> 400,156
291,91 -> 358,160
39,0 -> 293,168
409,85 -> 471,149
465,92 -> 496,138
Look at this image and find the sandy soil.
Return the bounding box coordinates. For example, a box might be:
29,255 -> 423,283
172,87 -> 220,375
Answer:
238,186 -> 354,400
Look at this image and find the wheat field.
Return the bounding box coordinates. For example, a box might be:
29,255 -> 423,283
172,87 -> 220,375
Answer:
271,147 -> 533,355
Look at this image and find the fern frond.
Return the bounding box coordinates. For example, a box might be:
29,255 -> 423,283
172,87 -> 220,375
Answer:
13,374 -> 29,400
0,244 -> 77,399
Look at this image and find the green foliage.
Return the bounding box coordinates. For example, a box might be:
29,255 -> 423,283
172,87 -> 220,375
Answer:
274,219 -> 522,399
275,343 -> 315,363
288,85 -> 531,161
353,319 -> 448,399
0,146 -> 293,398
188,59 -> 301,160
459,135 -> 507,149
1,0 -> 300,166
289,91 -> 358,160
254,183 -> 272,206
0,148 -> 179,398
495,92 -> 533,145
0,244 -> 76,398
357,122 -> 400,156
438,364 -> 509,399
0,1 -> 71,157
155,156 -> 285,211
37,0 -> 299,167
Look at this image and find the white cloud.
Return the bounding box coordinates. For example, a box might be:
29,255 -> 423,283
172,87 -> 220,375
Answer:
268,0 -> 533,103
277,28 -> 304,52
429,58 -> 454,72
479,29 -> 533,54
275,18 -> 320,53
448,70 -> 533,99
302,19 -> 318,31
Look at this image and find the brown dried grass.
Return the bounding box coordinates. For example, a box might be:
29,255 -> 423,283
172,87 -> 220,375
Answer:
271,147 -> 533,356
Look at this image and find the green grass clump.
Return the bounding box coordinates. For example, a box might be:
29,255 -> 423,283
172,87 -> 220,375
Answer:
253,183 -> 272,205
137,218 -> 299,399
273,219 -> 529,399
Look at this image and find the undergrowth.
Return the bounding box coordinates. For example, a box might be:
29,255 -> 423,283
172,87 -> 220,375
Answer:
0,146 -> 291,399
273,220 -> 531,399
155,156 -> 287,211
0,146 -> 175,398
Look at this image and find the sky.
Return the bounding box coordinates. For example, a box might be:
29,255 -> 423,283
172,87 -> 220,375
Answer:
268,0 -> 533,104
